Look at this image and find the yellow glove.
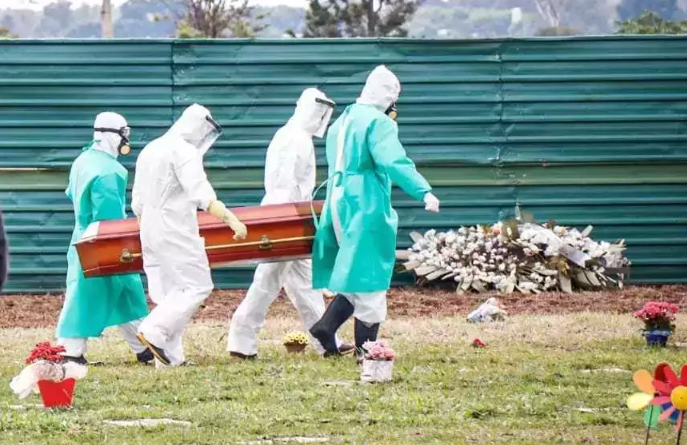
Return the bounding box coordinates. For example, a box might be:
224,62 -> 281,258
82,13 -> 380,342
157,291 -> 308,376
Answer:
208,200 -> 248,240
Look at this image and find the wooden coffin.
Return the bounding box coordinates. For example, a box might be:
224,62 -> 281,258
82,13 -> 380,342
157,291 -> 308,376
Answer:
75,201 -> 323,278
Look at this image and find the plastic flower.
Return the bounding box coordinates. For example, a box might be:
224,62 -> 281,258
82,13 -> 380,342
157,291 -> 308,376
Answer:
362,340 -> 395,361
634,302 -> 679,331
472,338 -> 486,348
26,342 -> 65,364
282,332 -> 309,346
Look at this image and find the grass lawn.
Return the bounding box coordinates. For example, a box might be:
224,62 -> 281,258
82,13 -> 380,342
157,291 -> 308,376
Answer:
0,314 -> 684,444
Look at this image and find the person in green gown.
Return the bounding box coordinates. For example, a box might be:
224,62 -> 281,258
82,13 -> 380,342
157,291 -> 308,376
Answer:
310,66 -> 440,360
56,112 -> 152,365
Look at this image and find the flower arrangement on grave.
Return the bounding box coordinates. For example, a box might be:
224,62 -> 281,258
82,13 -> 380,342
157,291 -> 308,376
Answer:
400,208 -> 630,295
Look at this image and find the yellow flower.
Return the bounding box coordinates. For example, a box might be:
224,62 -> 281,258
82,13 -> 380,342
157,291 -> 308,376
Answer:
283,331 -> 309,346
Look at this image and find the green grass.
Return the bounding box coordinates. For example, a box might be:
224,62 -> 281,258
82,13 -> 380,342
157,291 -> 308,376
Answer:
0,315 -> 685,444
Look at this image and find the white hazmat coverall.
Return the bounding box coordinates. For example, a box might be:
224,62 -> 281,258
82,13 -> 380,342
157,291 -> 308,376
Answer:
58,112 -> 147,362
227,88 -> 343,357
133,104 -> 247,367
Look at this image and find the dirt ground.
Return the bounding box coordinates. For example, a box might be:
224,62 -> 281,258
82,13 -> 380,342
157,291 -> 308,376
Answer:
1,285 -> 687,329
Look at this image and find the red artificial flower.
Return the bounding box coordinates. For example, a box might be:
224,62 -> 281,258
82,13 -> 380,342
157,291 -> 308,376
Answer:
25,342 -> 65,364
472,338 -> 486,348
634,302 -> 679,322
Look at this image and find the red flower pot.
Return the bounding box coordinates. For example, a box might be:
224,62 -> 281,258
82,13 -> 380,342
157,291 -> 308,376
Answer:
37,378 -> 76,408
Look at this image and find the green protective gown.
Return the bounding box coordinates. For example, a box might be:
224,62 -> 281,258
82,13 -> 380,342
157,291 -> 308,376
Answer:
56,143 -> 149,339
312,104 -> 432,293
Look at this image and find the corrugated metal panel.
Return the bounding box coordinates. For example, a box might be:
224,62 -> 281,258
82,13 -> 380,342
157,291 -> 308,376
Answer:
1,36 -> 687,293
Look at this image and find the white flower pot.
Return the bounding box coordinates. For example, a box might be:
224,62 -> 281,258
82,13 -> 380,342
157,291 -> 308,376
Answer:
360,359 -> 394,383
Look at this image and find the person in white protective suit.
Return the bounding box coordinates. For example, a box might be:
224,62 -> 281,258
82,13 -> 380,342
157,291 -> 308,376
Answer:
227,88 -> 354,359
132,104 -> 248,367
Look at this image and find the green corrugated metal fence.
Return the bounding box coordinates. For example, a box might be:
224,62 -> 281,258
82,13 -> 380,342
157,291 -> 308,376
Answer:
1,36 -> 686,293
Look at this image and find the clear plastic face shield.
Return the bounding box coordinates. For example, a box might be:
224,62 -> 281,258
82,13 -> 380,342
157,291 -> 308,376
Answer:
194,115 -> 223,156
313,97 -> 335,138
94,126 -> 132,155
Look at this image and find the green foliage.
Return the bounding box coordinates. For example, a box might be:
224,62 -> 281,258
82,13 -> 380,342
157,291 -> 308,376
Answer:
302,0 -> 422,37
175,0 -> 267,38
302,0 -> 339,37
617,0 -> 683,21
0,0 -> 666,39
616,10 -> 687,34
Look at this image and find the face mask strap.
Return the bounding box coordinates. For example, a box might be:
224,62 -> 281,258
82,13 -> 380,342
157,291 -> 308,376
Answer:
94,127 -> 131,155
204,115 -> 223,135
315,97 -> 335,109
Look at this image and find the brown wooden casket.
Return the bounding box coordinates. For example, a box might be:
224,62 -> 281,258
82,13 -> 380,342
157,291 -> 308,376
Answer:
75,201 -> 323,278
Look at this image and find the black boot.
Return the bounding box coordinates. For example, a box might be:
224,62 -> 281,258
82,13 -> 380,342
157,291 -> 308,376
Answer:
354,318 -> 380,364
136,348 -> 154,364
136,333 -> 171,366
230,351 -> 257,360
62,355 -> 88,366
62,355 -> 104,366
310,294 -> 354,356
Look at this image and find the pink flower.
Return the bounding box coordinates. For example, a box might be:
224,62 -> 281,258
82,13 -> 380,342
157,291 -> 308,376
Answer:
362,339 -> 395,361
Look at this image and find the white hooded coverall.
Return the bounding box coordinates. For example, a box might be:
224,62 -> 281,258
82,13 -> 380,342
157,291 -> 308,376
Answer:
133,104 -> 223,366
227,88 -> 342,356
58,112 -> 146,358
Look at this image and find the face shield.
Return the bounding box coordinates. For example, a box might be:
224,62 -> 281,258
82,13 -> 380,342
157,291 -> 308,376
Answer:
313,97 -> 335,138
193,115 -> 223,156
94,125 -> 132,155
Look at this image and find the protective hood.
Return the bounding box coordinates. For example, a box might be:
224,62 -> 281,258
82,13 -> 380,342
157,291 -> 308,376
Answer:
356,65 -> 401,112
289,88 -> 335,138
167,103 -> 222,156
92,112 -> 128,158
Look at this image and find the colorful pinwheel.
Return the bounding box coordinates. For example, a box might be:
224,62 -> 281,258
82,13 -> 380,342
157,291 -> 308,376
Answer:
627,363 -> 687,444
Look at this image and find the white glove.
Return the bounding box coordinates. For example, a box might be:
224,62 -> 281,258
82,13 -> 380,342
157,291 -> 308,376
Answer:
224,211 -> 248,240
423,193 -> 440,213
208,200 -> 248,240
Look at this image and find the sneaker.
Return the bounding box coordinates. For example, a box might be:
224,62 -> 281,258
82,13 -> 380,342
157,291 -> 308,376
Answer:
135,333 -> 171,366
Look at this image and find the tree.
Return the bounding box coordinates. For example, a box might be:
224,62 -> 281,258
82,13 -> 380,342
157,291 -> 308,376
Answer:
34,1 -> 75,37
302,0 -> 422,37
616,10 -> 687,33
617,0 -> 682,21
173,0 -> 266,38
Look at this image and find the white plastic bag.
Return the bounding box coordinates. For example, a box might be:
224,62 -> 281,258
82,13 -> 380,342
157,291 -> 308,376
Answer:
360,360 -> 394,383
467,297 -> 507,323
9,365 -> 40,399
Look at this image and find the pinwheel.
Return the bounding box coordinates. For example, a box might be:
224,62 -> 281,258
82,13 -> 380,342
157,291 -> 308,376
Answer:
627,363 -> 687,445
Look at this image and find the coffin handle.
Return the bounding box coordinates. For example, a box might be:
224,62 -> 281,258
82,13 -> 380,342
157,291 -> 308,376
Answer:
120,249 -> 135,263
259,235 -> 273,251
